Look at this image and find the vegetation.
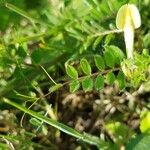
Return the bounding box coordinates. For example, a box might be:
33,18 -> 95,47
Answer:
0,0 -> 150,149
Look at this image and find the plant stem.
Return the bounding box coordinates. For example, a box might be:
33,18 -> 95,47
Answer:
91,29 -> 122,37
40,65 -> 57,85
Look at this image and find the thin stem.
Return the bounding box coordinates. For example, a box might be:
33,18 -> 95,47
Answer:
20,98 -> 39,127
40,65 -> 57,85
91,29 -> 122,37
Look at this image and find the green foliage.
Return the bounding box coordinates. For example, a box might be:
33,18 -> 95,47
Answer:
0,143 -> 10,150
31,49 -> 42,64
95,75 -> 104,91
105,121 -> 132,144
106,72 -> 115,85
29,117 -> 42,126
105,45 -> 125,65
94,55 -> 105,71
0,0 -> 150,149
4,98 -> 104,148
104,45 -> 125,68
140,111 -> 150,133
104,50 -> 115,68
80,58 -> 92,75
66,65 -> 78,79
121,50 -> 150,87
105,34 -> 115,45
66,53 -> 127,93
126,134 -> 150,150
49,84 -> 63,93
82,77 -> 93,92
117,71 -> 126,90
69,80 -> 80,93
17,46 -> 27,58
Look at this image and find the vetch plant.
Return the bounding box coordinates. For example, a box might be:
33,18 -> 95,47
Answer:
1,1 -> 150,150
116,4 -> 141,59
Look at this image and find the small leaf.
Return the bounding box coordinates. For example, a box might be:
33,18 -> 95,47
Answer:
93,36 -> 103,50
140,112 -> 150,133
104,51 -> 115,68
106,72 -> 115,85
105,45 -> 125,64
49,84 -> 63,93
80,58 -> 91,75
66,65 -> 78,79
104,34 -> 114,45
82,77 -> 93,92
94,55 -> 105,71
95,75 -> 104,90
117,71 -> 126,90
69,80 -> 80,93
84,36 -> 95,50
105,45 -> 125,67
17,46 -> 27,58
31,49 -> 42,64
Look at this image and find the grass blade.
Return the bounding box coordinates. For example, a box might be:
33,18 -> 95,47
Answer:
3,98 -> 103,148
5,3 -> 36,22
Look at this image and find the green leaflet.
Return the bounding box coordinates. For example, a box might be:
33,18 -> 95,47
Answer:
66,65 -> 78,79
82,77 -> 93,92
80,58 -> 92,75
